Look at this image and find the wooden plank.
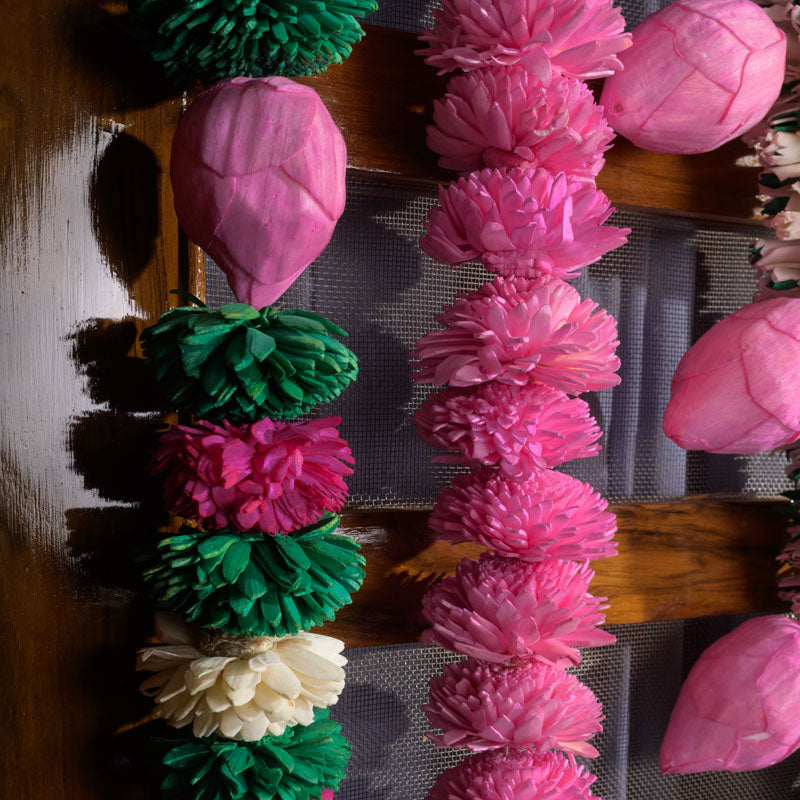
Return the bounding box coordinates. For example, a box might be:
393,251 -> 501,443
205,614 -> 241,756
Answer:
318,500 -> 787,648
298,25 -> 759,222
0,1 -> 182,797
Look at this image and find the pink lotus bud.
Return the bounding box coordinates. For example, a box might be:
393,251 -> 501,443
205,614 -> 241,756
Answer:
600,0 -> 786,154
420,169 -> 628,280
417,0 -> 631,80
170,77 -> 346,308
660,615 -> 800,773
663,297 -> 800,454
428,66 -> 614,178
424,750 -> 601,800
424,658 -> 603,756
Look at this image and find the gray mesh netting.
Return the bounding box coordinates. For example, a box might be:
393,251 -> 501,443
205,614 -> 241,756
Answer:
368,0 -> 671,34
204,175 -> 793,507
330,618 -> 800,800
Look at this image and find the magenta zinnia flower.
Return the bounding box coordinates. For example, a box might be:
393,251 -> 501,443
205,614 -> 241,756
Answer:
414,276 -> 621,392
150,417 -> 354,534
424,658 -> 603,756
417,0 -> 631,80
421,553 -> 614,666
420,169 -> 628,279
415,384 -> 601,478
430,468 -> 617,562
428,67 -> 614,177
425,749 -> 601,800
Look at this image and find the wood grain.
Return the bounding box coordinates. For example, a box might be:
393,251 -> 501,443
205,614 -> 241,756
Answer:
0,1 -> 181,796
319,500 -> 787,648
298,25 -> 759,221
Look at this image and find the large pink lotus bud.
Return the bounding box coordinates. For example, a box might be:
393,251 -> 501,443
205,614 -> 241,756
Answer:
417,0 -> 631,80
424,658 -> 603,756
414,276 -> 621,393
600,0 -> 785,154
170,77 -> 346,307
430,468 -> 617,562
663,297 -> 800,454
415,383 -> 601,478
425,750 -> 601,800
420,169 -> 628,280
428,67 -> 614,178
660,615 -> 800,773
421,553 -> 614,667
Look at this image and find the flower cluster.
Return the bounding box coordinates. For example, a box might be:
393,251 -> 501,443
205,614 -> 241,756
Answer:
424,658 -> 603,755
430,468 -> 617,562
421,554 -> 614,666
420,169 -> 628,279
138,613 -> 347,742
424,749 -> 601,800
415,383 -> 601,477
414,276 -> 621,393
417,0 -> 631,79
428,66 -> 614,177
151,416 -> 354,534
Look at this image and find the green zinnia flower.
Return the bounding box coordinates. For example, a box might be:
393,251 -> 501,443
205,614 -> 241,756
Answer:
142,514 -> 365,636
129,0 -> 379,84
140,299 -> 358,423
157,709 -> 349,800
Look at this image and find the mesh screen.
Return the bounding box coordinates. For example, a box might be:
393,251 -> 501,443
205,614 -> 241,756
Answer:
204,175 -> 793,507
331,619 -> 800,800
368,0 -> 671,34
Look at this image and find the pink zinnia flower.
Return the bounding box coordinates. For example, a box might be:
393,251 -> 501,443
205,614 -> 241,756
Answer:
150,417 -> 354,534
420,169 -> 628,279
425,749 -> 601,800
417,0 -> 631,80
428,67 -> 614,177
415,384 -> 601,478
414,276 -> 621,393
421,553 -> 615,666
430,468 -> 617,562
424,658 -> 603,756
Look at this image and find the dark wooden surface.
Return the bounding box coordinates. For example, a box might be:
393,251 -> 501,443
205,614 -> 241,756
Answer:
0,1 -> 785,797
324,500 -> 787,647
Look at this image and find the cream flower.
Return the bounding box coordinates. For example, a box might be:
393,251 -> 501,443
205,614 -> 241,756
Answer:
137,613 -> 346,741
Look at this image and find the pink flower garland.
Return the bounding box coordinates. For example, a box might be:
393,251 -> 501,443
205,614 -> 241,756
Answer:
414,2 -> 630,795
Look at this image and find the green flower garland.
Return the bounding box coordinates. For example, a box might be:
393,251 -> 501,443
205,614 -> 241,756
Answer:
157,709 -> 350,800
142,514 -> 365,636
129,0 -> 379,85
141,298 -> 358,422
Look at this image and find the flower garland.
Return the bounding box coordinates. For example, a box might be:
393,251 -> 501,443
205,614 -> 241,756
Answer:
412,1 -> 631,796
118,17 -> 370,795
128,0 -> 379,85
660,1 -> 800,774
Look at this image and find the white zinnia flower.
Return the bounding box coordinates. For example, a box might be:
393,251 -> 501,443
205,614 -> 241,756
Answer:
137,613 -> 346,741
